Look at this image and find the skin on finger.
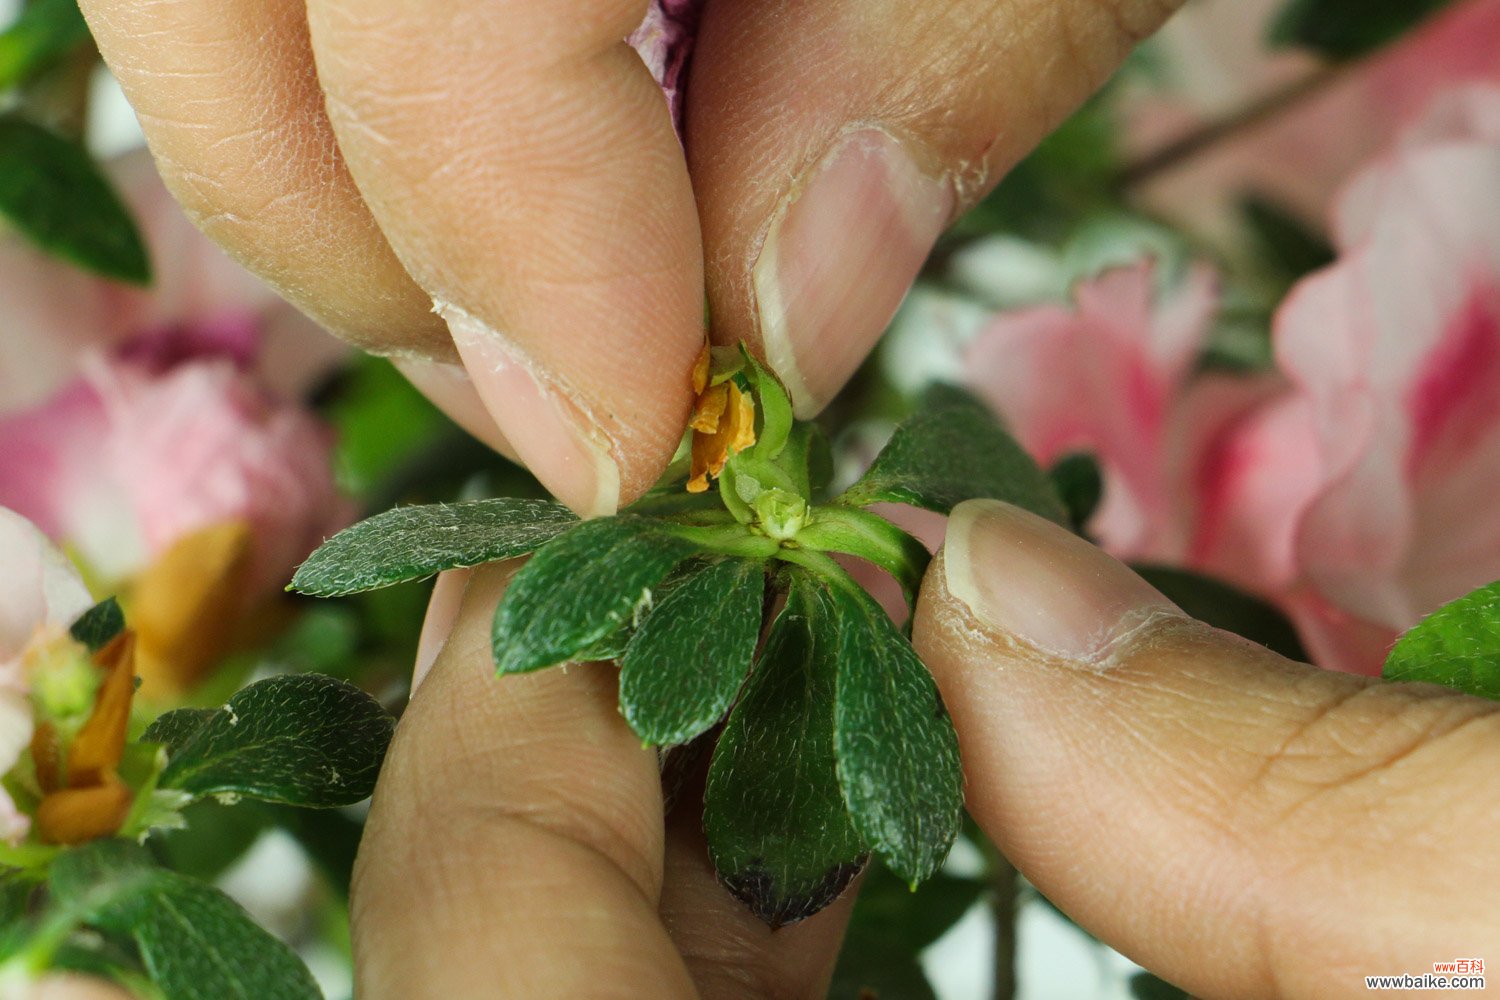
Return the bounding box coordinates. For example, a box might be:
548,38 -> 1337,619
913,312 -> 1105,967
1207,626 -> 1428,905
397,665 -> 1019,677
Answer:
19,975 -> 137,1000
914,500 -> 1500,1000
658,771 -> 858,1000
76,0 -> 453,360
352,563 -> 697,999
392,360 -> 518,462
687,0 -> 1183,416
303,0 -> 705,516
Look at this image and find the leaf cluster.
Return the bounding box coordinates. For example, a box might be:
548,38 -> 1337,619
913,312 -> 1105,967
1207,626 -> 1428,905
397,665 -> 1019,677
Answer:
295,375 -> 1066,922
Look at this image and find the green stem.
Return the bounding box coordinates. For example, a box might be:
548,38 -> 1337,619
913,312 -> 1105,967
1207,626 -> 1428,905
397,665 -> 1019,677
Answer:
795,506 -> 930,607
664,522 -> 780,559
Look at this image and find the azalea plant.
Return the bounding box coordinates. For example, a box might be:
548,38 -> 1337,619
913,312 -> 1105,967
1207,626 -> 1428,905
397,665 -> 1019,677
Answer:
4,0 -> 1500,998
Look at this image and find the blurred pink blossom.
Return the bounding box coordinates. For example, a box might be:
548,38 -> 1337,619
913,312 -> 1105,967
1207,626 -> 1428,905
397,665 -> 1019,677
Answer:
0,358 -> 348,598
629,0 -> 704,131
964,86 -> 1500,675
964,260 -> 1283,563
1237,85 -> 1500,673
0,151 -> 351,600
0,507 -> 93,845
1133,0 -> 1500,243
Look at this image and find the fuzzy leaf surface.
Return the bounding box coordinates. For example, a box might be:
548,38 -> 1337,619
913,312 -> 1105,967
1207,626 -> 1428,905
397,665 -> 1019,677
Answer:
838,384 -> 1066,522
703,571 -> 865,926
492,516 -> 698,674
1384,580 -> 1500,700
155,674 -> 393,806
620,558 -> 765,746
831,584 -> 963,885
51,841 -> 321,1000
291,499 -> 577,596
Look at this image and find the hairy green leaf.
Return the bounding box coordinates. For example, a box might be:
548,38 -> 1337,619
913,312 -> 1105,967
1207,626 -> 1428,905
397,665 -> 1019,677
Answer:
51,841 -> 321,1000
291,498 -> 577,596
493,516 -> 699,674
1268,0 -> 1457,59
831,584 -> 963,885
704,571 -> 866,926
838,384 -> 1067,522
156,674 -> 393,806
0,0 -> 90,90
69,596 -> 124,652
619,558 -> 765,747
0,115 -> 149,283
1384,580 -> 1500,700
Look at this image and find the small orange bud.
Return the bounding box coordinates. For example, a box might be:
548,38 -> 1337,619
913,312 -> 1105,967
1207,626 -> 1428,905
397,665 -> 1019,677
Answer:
131,520 -> 252,698
36,781 -> 134,846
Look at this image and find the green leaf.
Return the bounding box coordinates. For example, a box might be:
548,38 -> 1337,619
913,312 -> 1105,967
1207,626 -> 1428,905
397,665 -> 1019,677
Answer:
1241,197 -> 1335,285
156,674 -> 394,806
828,863 -> 985,1000
51,841 -> 322,1000
68,596 -> 124,652
1268,0 -> 1457,59
0,0 -> 90,90
140,708 -> 218,753
838,384 -> 1067,523
1049,451 -> 1103,533
291,498 -> 577,596
0,871 -> 33,926
0,115 -> 150,284
830,583 -> 963,885
703,571 -> 866,926
1384,580 -> 1500,700
1135,565 -> 1307,662
1130,971 -> 1193,1000
492,516 -> 699,675
619,558 -> 765,747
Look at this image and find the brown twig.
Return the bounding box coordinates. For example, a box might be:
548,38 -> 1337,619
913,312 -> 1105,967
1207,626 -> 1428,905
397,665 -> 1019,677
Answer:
1116,65 -> 1348,191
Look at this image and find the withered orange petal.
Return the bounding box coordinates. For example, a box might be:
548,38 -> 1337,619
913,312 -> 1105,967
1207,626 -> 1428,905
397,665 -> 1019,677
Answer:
31,721 -> 61,795
692,343 -> 712,395
686,473 -> 710,494
67,632 -> 136,787
726,383 -> 757,455
689,383 -> 729,434
36,779 -> 133,846
131,520 -> 253,699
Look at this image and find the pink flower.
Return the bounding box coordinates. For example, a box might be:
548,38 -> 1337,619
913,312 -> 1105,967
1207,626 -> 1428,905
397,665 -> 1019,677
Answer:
1234,85 -> 1500,673
1132,0 -> 1500,242
0,507 -> 93,845
0,151 -> 352,694
0,358 -> 348,600
964,260 -> 1281,563
628,0 -> 704,131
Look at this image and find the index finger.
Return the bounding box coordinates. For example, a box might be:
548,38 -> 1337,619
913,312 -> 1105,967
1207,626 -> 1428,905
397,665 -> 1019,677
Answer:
303,0 -> 706,515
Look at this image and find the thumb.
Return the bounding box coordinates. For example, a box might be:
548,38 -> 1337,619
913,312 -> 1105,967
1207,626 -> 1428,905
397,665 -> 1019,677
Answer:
914,500 -> 1500,1000
687,0 -> 1185,416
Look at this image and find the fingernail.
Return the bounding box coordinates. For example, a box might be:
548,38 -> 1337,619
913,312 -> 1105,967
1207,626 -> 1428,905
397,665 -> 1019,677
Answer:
439,304 -> 621,518
944,500 -> 1180,665
412,568 -> 471,695
754,127 -> 952,417
393,357 -> 517,461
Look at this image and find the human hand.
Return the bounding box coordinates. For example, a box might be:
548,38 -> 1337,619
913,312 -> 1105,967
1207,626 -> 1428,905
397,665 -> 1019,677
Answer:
74,0 -> 1184,515
355,501 -> 1499,1000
